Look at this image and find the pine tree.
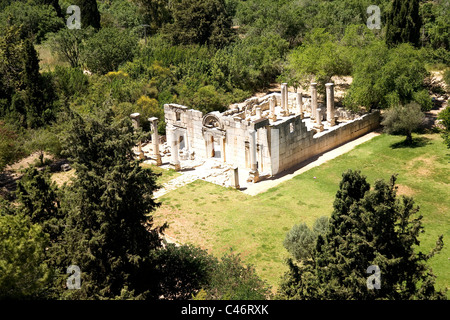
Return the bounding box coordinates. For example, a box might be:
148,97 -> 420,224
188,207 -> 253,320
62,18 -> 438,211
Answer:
279,170 -> 446,300
386,0 -> 421,47
15,167 -> 63,242
56,108 -> 164,299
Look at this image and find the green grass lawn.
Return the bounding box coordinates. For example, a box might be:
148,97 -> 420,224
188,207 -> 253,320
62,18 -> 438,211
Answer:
153,133 -> 450,296
141,163 -> 181,186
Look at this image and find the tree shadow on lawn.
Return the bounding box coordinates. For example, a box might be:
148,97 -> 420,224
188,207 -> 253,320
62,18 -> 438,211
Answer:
390,136 -> 432,149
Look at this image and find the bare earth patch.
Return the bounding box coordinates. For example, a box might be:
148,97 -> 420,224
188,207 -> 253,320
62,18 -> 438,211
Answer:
396,184 -> 416,197
51,169 -> 75,187
406,156 -> 437,177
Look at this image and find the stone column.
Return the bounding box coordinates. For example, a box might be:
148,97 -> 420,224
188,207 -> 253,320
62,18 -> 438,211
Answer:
284,84 -> 289,115
296,91 -> 304,118
231,166 -> 240,189
255,107 -> 262,119
148,117 -> 162,166
130,113 -> 145,160
326,83 -> 336,126
314,108 -> 324,132
130,113 -> 140,130
169,126 -> 181,171
310,83 -> 317,120
247,129 -> 259,183
280,83 -> 286,113
220,136 -> 226,163
269,95 -> 277,121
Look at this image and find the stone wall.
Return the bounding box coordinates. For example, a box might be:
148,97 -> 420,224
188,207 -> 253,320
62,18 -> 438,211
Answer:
271,110 -> 380,175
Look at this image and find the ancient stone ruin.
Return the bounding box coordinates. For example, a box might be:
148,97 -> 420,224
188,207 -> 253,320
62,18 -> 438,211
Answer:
134,83 -> 380,189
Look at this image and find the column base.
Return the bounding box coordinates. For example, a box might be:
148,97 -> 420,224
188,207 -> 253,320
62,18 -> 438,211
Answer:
314,124 -> 324,132
155,155 -> 162,166
170,162 -> 181,171
247,170 -> 260,183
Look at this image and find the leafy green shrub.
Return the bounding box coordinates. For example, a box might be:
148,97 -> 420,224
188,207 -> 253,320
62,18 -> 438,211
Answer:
413,89 -> 433,111
81,28 -> 138,74
0,2 -> 64,43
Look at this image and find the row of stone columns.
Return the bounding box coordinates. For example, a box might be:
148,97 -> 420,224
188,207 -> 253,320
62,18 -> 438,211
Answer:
279,82 -> 334,126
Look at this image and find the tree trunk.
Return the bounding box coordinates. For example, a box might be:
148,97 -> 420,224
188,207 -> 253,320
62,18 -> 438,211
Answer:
405,132 -> 413,144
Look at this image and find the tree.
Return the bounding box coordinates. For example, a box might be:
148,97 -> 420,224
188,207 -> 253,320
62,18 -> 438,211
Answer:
56,107 -> 165,299
134,0 -> 171,34
0,121 -> 23,171
195,251 -> 272,300
0,212 -> 51,299
283,216 -> 330,263
381,102 -> 425,144
15,167 -> 63,241
154,243 -> 216,299
0,1 -> 64,43
344,42 -> 428,110
22,38 -> 48,128
81,27 -> 138,74
48,28 -> 94,68
279,170 -> 446,300
162,0 -> 234,47
385,0 -> 421,47
282,29 -> 351,92
437,105 -> 450,148
72,0 -> 101,30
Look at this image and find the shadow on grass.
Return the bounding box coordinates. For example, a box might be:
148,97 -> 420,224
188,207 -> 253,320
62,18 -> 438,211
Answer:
390,136 -> 432,149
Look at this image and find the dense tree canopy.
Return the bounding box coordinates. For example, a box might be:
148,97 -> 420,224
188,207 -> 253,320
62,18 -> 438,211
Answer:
279,170 -> 446,300
0,0 -> 449,301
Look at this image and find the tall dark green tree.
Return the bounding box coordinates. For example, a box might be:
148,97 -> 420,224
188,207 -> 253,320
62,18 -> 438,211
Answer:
22,38 -> 46,128
72,0 -> 101,30
15,167 -> 63,241
56,108 -> 164,299
279,170 -> 446,300
162,0 -> 234,47
385,0 -> 421,47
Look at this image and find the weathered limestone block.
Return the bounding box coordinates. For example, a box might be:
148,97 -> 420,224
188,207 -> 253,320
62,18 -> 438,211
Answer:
314,108 -> 324,132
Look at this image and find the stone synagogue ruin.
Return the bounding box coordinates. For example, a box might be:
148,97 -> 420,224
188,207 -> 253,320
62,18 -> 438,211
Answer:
134,82 -> 380,189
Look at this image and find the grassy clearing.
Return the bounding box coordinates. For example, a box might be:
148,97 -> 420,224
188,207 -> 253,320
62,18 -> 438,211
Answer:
153,133 -> 450,296
141,163 -> 181,186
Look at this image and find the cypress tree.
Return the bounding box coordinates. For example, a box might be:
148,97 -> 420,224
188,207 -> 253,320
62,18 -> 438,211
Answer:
72,0 -> 101,30
22,38 -> 45,128
386,0 -> 421,47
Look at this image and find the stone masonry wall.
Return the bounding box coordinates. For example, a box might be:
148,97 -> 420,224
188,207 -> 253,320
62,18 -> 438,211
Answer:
271,110 -> 380,175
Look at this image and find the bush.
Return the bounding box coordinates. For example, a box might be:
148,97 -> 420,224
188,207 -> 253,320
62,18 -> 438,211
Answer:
283,216 -> 329,262
195,251 -> 271,300
81,28 -> 138,74
344,42 -> 428,110
444,69 -> 450,93
413,89 -> 433,111
0,2 -> 64,44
